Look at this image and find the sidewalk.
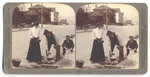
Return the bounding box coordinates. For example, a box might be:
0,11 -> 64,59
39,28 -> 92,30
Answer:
12,28 -> 30,32
76,29 -> 93,33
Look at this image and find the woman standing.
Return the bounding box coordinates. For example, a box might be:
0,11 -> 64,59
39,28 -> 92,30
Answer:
90,23 -> 105,63
26,22 -> 42,62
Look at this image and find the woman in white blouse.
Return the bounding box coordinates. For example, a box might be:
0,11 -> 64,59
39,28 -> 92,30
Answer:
26,22 -> 42,62
90,23 -> 105,63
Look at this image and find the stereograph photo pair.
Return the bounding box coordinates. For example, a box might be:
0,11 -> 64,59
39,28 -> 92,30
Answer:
3,3 -> 147,74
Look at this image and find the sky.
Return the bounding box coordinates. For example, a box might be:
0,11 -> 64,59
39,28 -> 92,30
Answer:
83,3 -> 139,25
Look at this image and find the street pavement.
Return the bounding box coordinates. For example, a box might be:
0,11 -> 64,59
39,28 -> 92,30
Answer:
76,25 -> 139,69
12,25 -> 75,69
12,25 -> 139,69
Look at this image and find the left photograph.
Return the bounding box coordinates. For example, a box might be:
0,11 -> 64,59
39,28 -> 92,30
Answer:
12,3 -> 75,69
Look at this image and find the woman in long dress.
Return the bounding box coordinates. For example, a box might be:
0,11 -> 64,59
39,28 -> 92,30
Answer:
26,22 -> 42,62
90,23 -> 105,63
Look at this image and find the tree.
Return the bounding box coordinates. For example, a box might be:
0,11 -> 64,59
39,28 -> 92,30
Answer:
43,9 -> 51,23
12,7 -> 21,27
24,9 -> 51,24
24,10 -> 39,24
90,11 -> 104,25
76,8 -> 90,28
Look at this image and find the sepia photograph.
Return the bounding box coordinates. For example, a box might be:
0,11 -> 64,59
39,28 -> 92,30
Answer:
76,3 -> 139,69
12,3 -> 75,69
3,2 -> 147,74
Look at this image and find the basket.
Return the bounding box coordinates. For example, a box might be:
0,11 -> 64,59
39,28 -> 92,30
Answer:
12,59 -> 21,67
76,60 -> 84,68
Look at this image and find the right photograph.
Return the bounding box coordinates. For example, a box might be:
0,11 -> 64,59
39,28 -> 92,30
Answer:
76,3 -> 139,69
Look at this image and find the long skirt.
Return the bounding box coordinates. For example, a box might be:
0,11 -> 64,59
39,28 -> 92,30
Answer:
90,39 -> 105,63
26,38 -> 42,62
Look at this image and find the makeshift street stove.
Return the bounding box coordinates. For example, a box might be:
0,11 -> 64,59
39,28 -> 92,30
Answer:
44,34 -> 75,64
108,46 -> 125,65
45,45 -> 61,63
45,45 -> 73,63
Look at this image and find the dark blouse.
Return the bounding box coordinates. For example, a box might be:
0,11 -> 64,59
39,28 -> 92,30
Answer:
45,32 -> 56,45
62,40 -> 74,49
108,33 -> 120,46
126,40 -> 138,49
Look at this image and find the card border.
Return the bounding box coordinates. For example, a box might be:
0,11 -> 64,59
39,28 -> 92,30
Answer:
3,3 -> 148,74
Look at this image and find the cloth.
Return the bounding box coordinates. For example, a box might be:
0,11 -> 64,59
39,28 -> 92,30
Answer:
62,39 -> 74,55
126,40 -> 138,56
26,38 -> 42,62
29,26 -> 40,38
108,33 -> 120,52
126,40 -> 138,49
45,32 -> 56,51
62,40 -> 74,49
90,39 -> 105,63
27,27 -> 41,62
91,28 -> 103,39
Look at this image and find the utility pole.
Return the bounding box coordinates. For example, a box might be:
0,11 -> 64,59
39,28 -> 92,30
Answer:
106,3 -> 108,29
31,3 -> 32,7
41,3 -> 43,28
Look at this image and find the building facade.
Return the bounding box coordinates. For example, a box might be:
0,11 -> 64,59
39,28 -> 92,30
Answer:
58,19 -> 68,25
28,5 -> 59,24
92,5 -> 124,25
81,5 -> 91,13
93,5 -> 116,25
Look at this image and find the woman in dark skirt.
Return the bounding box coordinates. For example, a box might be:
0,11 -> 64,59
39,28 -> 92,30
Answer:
26,22 -> 42,62
90,23 -> 105,63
